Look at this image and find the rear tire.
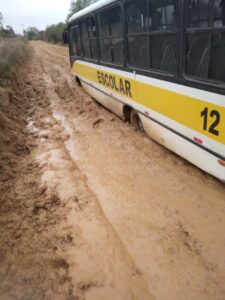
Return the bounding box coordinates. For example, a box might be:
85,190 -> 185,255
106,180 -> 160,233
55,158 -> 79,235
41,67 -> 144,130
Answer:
130,110 -> 144,131
75,76 -> 82,86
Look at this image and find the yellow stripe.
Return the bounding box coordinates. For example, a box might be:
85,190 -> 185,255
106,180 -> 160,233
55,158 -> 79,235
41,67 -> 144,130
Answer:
73,62 -> 225,145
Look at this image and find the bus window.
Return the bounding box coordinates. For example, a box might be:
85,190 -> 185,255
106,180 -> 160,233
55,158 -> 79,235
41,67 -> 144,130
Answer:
87,17 -> 98,59
81,20 -> 92,58
125,0 -> 149,68
109,6 -> 123,64
188,0 -> 209,28
69,27 -> 81,57
109,6 -> 122,36
186,33 -> 210,79
128,35 -> 149,68
186,0 -> 225,84
209,1 -> 225,82
149,0 -> 178,31
98,6 -> 124,65
126,0 -> 148,33
150,35 -> 177,74
213,0 -> 225,27
208,33 -> 225,83
149,0 -> 178,74
87,17 -> 96,38
99,38 -> 111,61
112,37 -> 123,64
81,17 -> 98,60
98,11 -> 110,37
186,0 -> 210,79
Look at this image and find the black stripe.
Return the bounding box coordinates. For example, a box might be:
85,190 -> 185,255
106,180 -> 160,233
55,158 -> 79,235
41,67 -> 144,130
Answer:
80,78 -> 225,161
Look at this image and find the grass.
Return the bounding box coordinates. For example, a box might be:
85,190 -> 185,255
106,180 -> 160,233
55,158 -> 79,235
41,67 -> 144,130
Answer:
0,38 -> 30,85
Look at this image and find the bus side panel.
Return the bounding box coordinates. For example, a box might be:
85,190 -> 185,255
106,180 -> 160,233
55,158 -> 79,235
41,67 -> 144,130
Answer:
139,114 -> 225,181
81,81 -> 124,118
72,61 -> 225,181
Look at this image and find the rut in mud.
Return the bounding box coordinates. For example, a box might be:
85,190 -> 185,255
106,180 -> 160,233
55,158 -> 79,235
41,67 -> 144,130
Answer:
0,41 -> 225,300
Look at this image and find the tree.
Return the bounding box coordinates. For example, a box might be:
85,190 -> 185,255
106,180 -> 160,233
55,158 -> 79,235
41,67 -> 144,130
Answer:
66,0 -> 97,22
0,25 -> 16,38
44,23 -> 66,44
0,12 -> 3,28
23,27 -> 40,40
3,25 -> 15,37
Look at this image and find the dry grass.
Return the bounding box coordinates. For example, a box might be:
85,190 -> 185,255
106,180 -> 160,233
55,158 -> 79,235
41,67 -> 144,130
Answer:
0,38 -> 30,130
0,38 -> 30,84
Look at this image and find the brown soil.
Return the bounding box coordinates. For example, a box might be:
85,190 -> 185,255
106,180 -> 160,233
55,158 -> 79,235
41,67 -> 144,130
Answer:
0,41 -> 225,300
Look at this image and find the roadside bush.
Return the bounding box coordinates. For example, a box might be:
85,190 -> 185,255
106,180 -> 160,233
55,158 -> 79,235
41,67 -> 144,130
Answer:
0,38 -> 30,84
44,23 -> 66,44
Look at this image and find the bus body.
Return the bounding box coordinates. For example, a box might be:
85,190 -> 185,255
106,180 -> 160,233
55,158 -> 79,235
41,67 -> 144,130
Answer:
67,0 -> 225,181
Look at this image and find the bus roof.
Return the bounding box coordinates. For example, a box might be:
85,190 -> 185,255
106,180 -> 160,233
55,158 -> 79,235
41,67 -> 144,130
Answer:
68,0 -> 117,23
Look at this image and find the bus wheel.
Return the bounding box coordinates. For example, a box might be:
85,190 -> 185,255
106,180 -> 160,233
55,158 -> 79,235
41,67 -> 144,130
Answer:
75,76 -> 82,86
130,110 -> 144,132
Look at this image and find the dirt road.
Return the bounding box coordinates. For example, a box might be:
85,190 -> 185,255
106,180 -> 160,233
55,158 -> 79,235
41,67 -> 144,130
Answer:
0,41 -> 225,300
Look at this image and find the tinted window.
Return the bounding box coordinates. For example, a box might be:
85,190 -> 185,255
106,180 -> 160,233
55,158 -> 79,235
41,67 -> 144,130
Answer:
81,21 -> 91,58
126,0 -> 149,68
128,36 -> 149,68
81,17 -> 98,60
87,17 -> 96,38
98,6 -> 123,64
186,0 -> 225,83
148,0 -> 178,73
186,33 -> 210,78
208,32 -> 225,82
112,37 -> 123,64
109,6 -> 122,36
90,39 -> 98,59
150,35 -> 177,73
213,0 -> 225,27
149,0 -> 178,31
99,38 -> 111,62
126,0 -> 148,33
98,12 -> 109,36
188,0 -> 209,28
69,27 -> 81,56
126,0 -> 178,72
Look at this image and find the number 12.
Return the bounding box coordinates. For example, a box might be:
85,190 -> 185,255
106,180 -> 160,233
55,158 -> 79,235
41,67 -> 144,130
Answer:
200,107 -> 220,136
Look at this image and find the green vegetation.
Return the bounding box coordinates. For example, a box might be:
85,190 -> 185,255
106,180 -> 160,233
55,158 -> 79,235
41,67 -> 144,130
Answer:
22,23 -> 65,44
42,0 -> 98,44
67,0 -> 97,21
23,27 -> 44,41
0,1 -> 98,46
0,12 -> 16,38
44,23 -> 66,44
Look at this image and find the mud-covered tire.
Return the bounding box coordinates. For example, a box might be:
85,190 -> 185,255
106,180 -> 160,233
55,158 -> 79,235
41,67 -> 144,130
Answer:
130,110 -> 144,132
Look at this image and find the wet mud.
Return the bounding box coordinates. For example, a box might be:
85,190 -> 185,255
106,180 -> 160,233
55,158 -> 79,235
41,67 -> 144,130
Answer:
0,41 -> 225,300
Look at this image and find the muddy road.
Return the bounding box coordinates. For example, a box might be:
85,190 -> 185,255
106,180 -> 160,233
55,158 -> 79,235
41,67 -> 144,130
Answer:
0,41 -> 225,300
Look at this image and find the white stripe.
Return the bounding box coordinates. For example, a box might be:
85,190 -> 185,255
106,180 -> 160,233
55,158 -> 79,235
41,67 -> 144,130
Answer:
75,60 -> 225,108
69,0 -> 116,23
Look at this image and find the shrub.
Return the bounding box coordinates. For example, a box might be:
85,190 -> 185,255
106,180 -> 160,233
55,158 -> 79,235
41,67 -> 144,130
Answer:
0,38 -> 30,84
44,23 -> 66,44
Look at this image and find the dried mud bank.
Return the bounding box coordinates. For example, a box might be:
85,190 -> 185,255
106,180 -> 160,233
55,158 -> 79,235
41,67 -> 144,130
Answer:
0,41 -> 225,300
0,52 -> 75,300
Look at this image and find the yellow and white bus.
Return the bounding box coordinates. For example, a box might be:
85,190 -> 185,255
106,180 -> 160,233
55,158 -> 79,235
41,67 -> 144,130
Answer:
66,0 -> 225,181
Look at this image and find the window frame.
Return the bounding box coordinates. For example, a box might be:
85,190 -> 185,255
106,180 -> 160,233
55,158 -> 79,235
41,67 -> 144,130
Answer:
69,24 -> 82,58
183,0 -> 225,88
97,3 -> 125,67
125,0 -> 180,77
80,14 -> 99,61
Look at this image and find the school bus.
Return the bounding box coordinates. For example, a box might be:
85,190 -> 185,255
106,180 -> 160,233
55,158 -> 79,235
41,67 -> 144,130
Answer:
66,0 -> 225,181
